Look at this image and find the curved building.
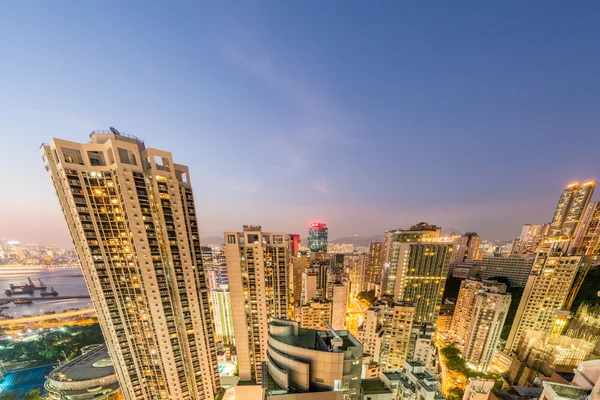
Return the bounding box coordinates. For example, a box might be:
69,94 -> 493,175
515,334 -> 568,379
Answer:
45,344 -> 121,399
266,318 -> 363,400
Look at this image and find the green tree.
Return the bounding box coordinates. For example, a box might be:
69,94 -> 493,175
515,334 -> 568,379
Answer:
22,390 -> 41,400
448,387 -> 464,400
0,392 -> 18,400
357,290 -> 377,305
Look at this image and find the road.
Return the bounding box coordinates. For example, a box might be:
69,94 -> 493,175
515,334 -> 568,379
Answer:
0,308 -> 95,326
434,333 -> 450,395
345,295 -> 370,335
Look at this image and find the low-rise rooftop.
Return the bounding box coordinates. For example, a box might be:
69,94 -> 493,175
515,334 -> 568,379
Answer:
361,379 -> 392,395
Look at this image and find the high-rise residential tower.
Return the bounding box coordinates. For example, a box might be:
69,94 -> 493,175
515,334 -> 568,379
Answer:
380,302 -> 416,371
224,225 -> 289,383
308,222 -> 328,253
451,232 -> 482,263
452,279 -> 511,371
41,130 -> 221,400
292,252 -> 309,308
571,201 -> 600,255
505,250 -> 582,353
365,241 -> 383,287
383,223 -> 453,324
549,182 -> 596,239
288,234 -> 301,257
513,224 -> 550,254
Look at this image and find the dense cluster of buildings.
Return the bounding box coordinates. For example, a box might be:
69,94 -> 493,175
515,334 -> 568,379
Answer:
37,129 -> 600,400
0,240 -> 78,266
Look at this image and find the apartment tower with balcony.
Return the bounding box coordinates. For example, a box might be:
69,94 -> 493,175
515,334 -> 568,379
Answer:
41,129 -> 221,400
224,225 -> 290,384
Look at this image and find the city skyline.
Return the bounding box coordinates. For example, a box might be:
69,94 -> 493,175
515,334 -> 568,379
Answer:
2,2 -> 600,246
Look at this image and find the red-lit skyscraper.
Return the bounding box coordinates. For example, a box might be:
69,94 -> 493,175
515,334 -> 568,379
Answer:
288,234 -> 301,257
308,222 -> 328,253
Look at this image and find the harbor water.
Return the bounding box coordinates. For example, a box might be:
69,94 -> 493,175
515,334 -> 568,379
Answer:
0,268 -> 93,318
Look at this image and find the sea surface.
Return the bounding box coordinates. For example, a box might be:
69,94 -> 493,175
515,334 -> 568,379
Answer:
0,268 -> 92,318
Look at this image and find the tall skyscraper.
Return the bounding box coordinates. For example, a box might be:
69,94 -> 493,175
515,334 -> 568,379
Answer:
330,281 -> 348,330
41,130 -> 221,399
452,279 -> 511,371
451,232 -> 482,263
224,225 -> 289,383
292,252 -> 309,308
350,253 -> 367,295
365,241 -> 383,287
451,280 -> 505,342
514,224 -> 550,254
571,201 -> 600,255
505,251 -> 582,352
383,223 -> 453,324
549,182 -> 596,239
308,222 -> 328,253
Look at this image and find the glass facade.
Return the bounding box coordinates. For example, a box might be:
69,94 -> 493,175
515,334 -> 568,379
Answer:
308,222 -> 328,252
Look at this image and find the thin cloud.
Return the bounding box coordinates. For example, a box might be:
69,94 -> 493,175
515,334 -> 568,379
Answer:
311,180 -> 333,196
222,40 -> 359,174
226,179 -> 258,193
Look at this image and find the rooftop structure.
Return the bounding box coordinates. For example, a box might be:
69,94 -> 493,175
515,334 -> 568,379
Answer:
540,359 -> 600,400
45,344 -> 120,399
360,378 -> 393,399
380,360 -> 445,400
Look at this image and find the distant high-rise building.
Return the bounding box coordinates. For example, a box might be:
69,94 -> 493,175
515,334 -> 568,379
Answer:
451,232 -> 482,263
211,289 -> 235,345
308,222 -> 328,253
292,252 -> 309,308
454,281 -> 511,371
301,269 -> 318,305
505,251 -> 582,353
310,258 -> 330,299
330,281 -> 348,330
571,201 -> 600,255
514,224 -> 550,254
350,253 -> 367,295
383,223 -> 452,325
479,255 -> 535,287
451,280 -> 506,343
224,225 -> 289,383
42,131 -> 221,399
365,241 -> 383,287
549,182 -> 596,239
288,233 -> 301,257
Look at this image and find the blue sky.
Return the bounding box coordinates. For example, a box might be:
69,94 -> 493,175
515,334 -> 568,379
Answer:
1,1 -> 599,246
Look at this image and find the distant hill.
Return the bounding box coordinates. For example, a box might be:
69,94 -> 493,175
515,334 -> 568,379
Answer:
441,227 -> 463,236
330,235 -> 384,246
201,236 -> 224,245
